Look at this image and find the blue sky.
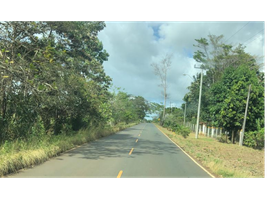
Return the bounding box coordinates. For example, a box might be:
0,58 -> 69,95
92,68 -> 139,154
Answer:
98,22 -> 265,119
151,25 -> 161,40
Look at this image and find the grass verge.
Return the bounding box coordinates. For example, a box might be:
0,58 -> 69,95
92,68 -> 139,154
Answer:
154,123 -> 264,178
0,122 -> 138,177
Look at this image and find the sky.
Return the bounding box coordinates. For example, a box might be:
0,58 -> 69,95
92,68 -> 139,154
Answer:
98,21 -> 265,114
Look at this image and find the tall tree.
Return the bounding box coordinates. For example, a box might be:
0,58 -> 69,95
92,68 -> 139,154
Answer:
151,54 -> 172,124
0,21 -> 111,140
209,65 -> 264,143
193,34 -> 261,84
187,34 -> 263,127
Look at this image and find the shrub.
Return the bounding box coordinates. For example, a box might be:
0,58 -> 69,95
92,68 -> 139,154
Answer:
176,125 -> 191,138
243,119 -> 264,149
243,128 -> 264,149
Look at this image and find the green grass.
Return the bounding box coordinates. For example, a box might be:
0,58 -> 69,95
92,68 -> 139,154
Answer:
0,122 -> 138,177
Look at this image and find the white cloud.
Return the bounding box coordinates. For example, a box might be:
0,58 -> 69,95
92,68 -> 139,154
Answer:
98,21 -> 265,108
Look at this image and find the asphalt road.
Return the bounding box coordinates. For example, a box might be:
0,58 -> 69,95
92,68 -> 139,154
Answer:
8,123 -> 212,178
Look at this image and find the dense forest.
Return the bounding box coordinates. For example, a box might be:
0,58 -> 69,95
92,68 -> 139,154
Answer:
0,21 -> 149,143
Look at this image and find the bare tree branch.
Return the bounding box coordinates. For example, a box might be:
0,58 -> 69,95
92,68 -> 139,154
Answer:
151,54 -> 172,123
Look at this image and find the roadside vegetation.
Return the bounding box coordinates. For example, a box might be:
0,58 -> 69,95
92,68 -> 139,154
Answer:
0,122 -> 137,177
152,34 -> 264,149
151,34 -> 264,178
0,22 -> 264,177
155,123 -> 264,178
0,22 -> 149,176
182,35 -> 264,146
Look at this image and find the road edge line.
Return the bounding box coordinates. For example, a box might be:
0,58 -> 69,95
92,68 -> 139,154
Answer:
155,124 -> 215,178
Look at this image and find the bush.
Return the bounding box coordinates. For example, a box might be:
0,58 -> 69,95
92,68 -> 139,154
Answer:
243,128 -> 264,149
162,115 -> 190,138
163,114 -> 180,132
243,119 -> 264,149
176,125 -> 191,138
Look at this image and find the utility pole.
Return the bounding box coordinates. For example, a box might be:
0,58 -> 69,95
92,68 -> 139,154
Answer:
195,65 -> 203,139
184,102 -> 187,125
239,84 -> 251,146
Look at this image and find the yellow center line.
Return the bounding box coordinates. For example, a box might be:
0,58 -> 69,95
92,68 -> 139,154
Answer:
129,148 -> 134,155
117,170 -> 123,178
136,139 -> 138,143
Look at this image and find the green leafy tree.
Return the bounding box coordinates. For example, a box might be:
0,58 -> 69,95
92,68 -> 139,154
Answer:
0,21 -> 111,141
210,65 -> 264,143
131,96 -> 150,120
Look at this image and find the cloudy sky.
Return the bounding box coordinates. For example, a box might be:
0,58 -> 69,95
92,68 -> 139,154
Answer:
98,21 -> 265,111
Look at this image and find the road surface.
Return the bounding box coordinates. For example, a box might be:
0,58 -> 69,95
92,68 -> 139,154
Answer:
8,123 -> 211,178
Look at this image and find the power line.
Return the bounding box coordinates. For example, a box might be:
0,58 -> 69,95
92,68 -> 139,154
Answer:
224,22 -> 250,43
230,28 -> 264,48
243,28 -> 264,45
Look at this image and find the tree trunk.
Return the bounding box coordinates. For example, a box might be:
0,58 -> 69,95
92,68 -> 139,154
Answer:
232,130 -> 234,144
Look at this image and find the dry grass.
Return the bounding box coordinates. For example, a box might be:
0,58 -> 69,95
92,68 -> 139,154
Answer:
154,123 -> 264,178
0,122 -> 137,177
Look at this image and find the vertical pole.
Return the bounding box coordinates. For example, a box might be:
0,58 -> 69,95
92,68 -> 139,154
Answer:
195,69 -> 203,139
184,102 -> 186,125
239,84 -> 251,146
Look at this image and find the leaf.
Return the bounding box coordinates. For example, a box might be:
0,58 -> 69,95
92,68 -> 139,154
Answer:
30,63 -> 35,70
28,80 -> 34,85
38,84 -> 45,90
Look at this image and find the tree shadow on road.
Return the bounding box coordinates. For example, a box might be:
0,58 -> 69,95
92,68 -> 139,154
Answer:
63,131 -> 181,160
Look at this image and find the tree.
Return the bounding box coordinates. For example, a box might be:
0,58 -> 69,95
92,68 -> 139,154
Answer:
151,54 -> 172,124
193,34 -> 261,84
209,65 -> 264,143
187,34 -> 263,128
0,21 -> 111,140
131,96 -> 150,120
